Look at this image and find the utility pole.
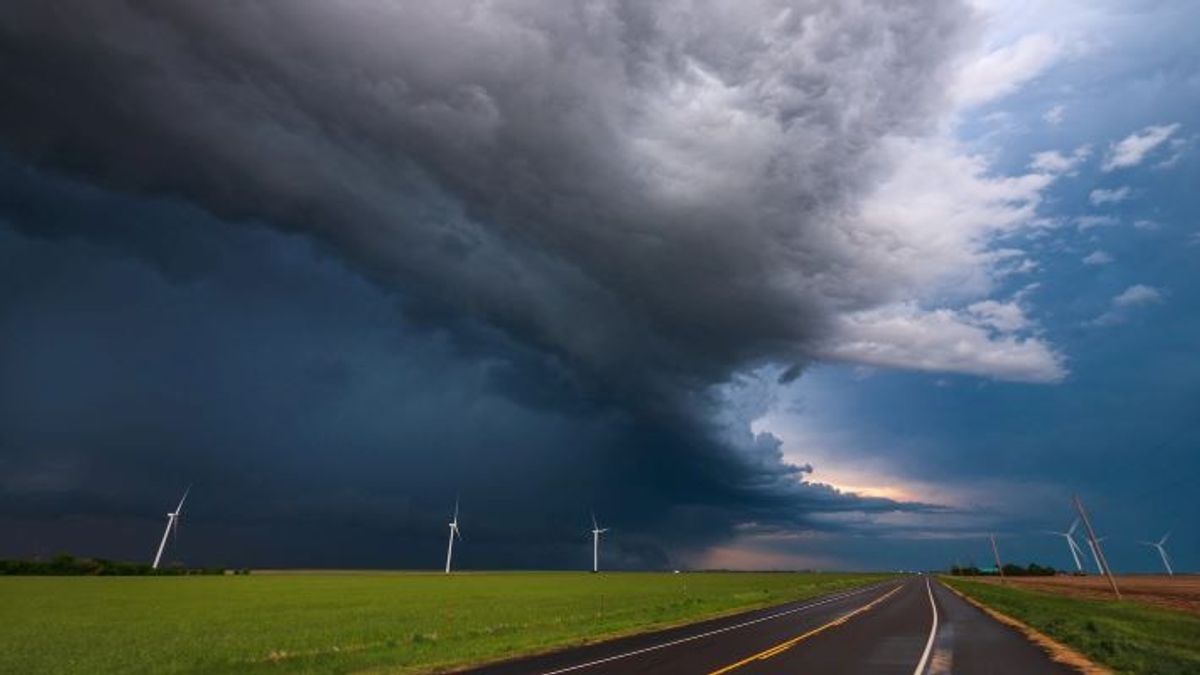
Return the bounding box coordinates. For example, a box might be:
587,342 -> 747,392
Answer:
989,534 -> 1006,584
1074,494 -> 1121,600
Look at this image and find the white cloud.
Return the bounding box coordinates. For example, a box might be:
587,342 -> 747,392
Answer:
808,55 -> 1080,382
1088,186 -> 1131,205
1075,215 -> 1118,231
1113,284 -> 1163,308
835,136 -> 1056,307
952,33 -> 1063,108
1102,124 -> 1182,171
1155,136 -> 1193,169
823,302 -> 1066,383
1002,257 -> 1039,276
1043,104 -> 1065,126
1082,250 -> 1113,265
966,299 -> 1031,332
1133,219 -> 1159,231
1090,284 -> 1164,326
1029,144 -> 1091,174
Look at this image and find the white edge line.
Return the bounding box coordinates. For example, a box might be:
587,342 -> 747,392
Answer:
538,580 -> 900,675
912,576 -> 939,675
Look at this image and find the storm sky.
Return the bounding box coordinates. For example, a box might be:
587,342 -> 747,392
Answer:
1,1 -> 1197,572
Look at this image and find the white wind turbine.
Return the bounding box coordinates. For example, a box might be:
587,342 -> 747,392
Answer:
1139,531 -> 1174,576
444,499 -> 462,574
152,486 -> 190,570
1045,518 -> 1086,572
1084,535 -> 1109,575
590,512 -> 609,573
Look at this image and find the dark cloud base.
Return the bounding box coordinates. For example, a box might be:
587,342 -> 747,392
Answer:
0,159 -> 935,568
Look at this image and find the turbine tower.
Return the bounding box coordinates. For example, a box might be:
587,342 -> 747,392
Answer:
591,512 -> 609,573
1139,532 -> 1174,576
1045,518 -> 1085,572
444,498 -> 462,574
989,534 -> 1005,584
1073,494 -> 1120,600
152,485 -> 190,570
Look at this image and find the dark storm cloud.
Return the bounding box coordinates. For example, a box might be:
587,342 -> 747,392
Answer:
0,1 -> 971,388
0,1 -> 973,566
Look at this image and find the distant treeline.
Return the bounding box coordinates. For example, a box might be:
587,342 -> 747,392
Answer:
948,563 -> 1060,577
0,554 -> 248,576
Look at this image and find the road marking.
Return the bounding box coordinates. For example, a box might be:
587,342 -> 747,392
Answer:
706,584 -> 904,675
535,582 -> 897,675
912,577 -> 939,675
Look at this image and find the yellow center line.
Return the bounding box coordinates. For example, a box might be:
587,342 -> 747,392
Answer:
707,583 -> 905,675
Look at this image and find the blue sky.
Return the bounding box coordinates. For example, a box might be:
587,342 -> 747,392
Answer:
0,1 -> 1196,571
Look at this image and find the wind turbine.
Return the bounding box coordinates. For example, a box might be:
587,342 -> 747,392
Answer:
1044,519 -> 1085,572
1084,535 -> 1108,575
590,512 -> 609,573
444,498 -> 462,574
1139,532 -> 1174,576
152,485 -> 190,570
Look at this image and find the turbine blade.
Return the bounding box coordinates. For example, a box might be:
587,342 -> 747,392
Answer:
175,485 -> 192,513
1068,518 -> 1079,535
1070,538 -> 1085,570
1160,531 -> 1171,546
591,511 -> 598,530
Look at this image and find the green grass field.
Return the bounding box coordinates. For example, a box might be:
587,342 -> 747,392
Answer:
943,577 -> 1200,674
0,571 -> 887,674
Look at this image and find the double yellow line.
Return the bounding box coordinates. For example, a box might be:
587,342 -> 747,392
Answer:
707,584 -> 903,674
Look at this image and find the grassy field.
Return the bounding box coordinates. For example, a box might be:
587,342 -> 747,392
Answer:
0,571 -> 887,674
943,577 -> 1200,674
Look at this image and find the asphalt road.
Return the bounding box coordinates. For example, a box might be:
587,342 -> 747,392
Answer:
461,576 -> 1077,674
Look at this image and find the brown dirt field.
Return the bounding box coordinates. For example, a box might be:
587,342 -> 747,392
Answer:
972,575 -> 1200,615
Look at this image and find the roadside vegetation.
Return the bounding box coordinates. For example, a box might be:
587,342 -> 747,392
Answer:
947,562 -> 1061,577
0,571 -> 887,674
944,577 -> 1200,674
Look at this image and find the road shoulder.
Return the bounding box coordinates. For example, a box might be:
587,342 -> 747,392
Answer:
939,579 -> 1110,674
